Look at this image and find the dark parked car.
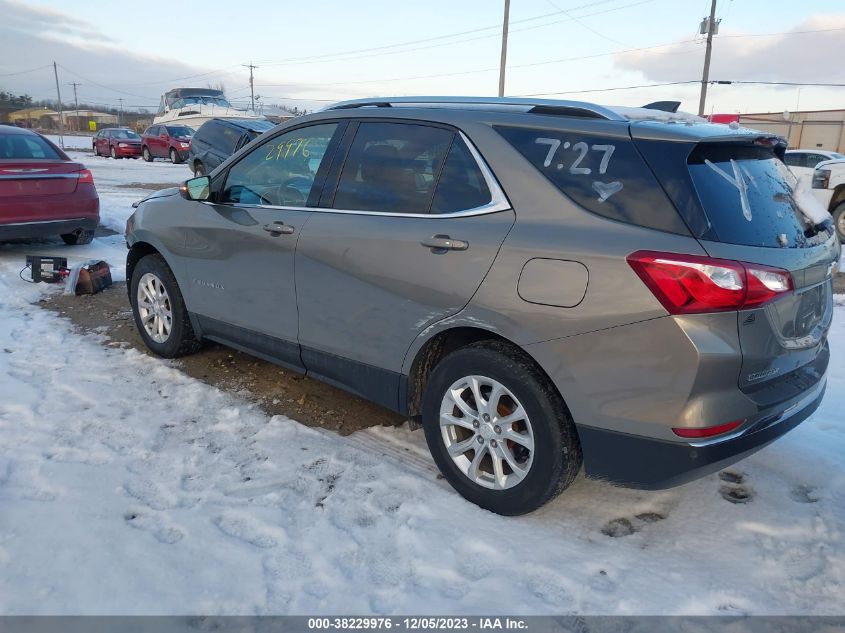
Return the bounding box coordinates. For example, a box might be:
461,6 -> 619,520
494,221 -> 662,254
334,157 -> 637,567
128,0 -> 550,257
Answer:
188,117 -> 275,177
141,124 -> 195,164
126,97 -> 838,515
1,126 -> 98,244
93,128 -> 142,159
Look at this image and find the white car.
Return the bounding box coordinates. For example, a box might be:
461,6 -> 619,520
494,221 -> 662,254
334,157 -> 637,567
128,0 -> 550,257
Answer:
812,159 -> 845,241
784,149 -> 845,179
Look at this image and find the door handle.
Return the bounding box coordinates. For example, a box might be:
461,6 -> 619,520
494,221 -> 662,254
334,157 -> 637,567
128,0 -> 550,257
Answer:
421,234 -> 468,252
263,221 -> 295,235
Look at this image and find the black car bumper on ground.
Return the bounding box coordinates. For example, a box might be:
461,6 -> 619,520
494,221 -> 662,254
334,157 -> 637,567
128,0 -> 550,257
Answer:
577,368 -> 827,490
0,217 -> 98,241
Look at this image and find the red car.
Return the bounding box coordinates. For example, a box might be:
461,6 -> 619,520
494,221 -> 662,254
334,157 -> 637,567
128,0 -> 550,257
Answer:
140,124 -> 194,164
0,126 -> 99,245
92,127 -> 142,159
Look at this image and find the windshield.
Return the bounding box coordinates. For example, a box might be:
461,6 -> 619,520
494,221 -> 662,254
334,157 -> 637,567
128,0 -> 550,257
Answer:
111,129 -> 140,139
688,144 -> 832,248
830,152 -> 845,160
172,97 -> 232,109
166,126 -> 194,137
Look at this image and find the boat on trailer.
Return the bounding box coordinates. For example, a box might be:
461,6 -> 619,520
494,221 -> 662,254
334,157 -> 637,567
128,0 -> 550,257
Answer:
153,88 -> 265,129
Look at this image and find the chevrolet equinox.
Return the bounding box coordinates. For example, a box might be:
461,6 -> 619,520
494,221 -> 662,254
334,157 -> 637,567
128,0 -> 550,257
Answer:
125,97 -> 839,515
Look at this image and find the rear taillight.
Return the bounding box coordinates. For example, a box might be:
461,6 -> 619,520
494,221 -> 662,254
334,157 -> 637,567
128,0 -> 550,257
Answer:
672,420 -> 743,439
76,169 -> 94,185
627,250 -> 793,314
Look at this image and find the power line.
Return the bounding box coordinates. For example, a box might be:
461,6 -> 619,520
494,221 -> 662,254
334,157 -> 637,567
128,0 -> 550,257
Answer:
253,0 -> 630,67
0,64 -> 52,78
254,39 -> 704,90
512,80 -> 700,97
258,0 -> 660,67
543,0 -> 628,46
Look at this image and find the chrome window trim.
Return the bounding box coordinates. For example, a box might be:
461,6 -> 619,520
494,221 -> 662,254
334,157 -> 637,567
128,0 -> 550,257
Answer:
206,131 -> 511,219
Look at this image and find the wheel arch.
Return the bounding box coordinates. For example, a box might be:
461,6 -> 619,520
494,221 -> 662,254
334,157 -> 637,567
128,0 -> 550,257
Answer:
829,184 -> 845,212
126,241 -> 161,300
402,325 -> 572,420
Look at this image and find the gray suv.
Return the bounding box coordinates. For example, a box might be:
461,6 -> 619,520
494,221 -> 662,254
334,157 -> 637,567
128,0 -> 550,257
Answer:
126,97 -> 839,515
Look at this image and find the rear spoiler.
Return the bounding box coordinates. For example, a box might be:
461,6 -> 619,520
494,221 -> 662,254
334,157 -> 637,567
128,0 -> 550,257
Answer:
642,101 -> 681,113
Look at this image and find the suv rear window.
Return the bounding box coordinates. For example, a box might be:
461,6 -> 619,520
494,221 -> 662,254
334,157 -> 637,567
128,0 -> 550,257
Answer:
494,125 -> 688,234
688,144 -> 832,248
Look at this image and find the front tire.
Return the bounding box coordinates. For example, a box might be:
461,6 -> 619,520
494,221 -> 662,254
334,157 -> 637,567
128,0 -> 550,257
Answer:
170,148 -> 182,164
833,202 -> 845,242
60,229 -> 94,245
142,146 -> 153,162
110,146 -> 118,159
130,254 -> 202,358
193,161 -> 205,177
422,341 -> 582,515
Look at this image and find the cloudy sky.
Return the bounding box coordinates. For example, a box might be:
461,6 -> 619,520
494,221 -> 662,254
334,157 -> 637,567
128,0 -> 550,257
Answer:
1,0 -> 843,115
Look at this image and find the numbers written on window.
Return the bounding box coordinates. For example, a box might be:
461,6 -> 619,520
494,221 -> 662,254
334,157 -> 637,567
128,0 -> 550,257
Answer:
222,123 -> 338,208
265,137 -> 313,162
535,138 -> 616,176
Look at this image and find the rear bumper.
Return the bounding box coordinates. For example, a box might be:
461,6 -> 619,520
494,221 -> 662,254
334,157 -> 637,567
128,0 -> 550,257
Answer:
0,217 -> 98,240
577,374 -> 826,489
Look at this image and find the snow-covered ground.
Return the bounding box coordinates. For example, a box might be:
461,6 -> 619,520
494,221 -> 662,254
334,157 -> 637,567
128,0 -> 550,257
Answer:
0,153 -> 844,615
45,135 -> 190,235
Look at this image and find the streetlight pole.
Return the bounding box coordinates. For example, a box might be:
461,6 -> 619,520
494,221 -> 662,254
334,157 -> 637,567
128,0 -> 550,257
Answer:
52,61 -> 64,148
498,0 -> 510,98
68,82 -> 81,132
698,0 -> 718,117
243,63 -> 258,111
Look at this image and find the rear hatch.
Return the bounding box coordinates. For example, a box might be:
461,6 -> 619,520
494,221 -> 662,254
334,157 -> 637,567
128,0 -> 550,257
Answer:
644,134 -> 839,405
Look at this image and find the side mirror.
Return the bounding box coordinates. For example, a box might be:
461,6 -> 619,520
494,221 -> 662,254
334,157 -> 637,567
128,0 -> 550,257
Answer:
181,176 -> 211,201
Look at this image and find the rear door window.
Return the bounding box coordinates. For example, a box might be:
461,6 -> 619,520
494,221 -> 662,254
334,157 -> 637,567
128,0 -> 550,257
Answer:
687,144 -> 832,248
332,122 -> 452,214
430,138 -> 492,214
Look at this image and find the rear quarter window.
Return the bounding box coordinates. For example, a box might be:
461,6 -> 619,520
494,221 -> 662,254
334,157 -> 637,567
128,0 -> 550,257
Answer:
494,125 -> 688,234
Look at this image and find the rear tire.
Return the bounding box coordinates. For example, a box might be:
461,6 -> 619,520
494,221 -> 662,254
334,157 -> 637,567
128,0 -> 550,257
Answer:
60,229 -> 94,246
193,161 -> 205,177
421,341 -> 582,515
130,254 -> 202,358
833,202 -> 845,242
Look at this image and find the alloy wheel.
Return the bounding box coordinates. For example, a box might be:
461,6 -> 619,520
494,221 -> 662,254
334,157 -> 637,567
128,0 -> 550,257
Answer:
136,272 -> 173,344
439,375 -> 534,490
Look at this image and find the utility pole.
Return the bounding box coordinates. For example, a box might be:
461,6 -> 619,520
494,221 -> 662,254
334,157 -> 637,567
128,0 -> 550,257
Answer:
498,0 -> 510,97
68,82 -> 81,132
243,63 -> 258,111
52,61 -> 64,148
118,98 -> 124,126
698,0 -> 718,117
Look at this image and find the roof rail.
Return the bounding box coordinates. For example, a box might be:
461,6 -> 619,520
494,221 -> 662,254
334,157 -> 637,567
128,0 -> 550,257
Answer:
325,96 -> 627,121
